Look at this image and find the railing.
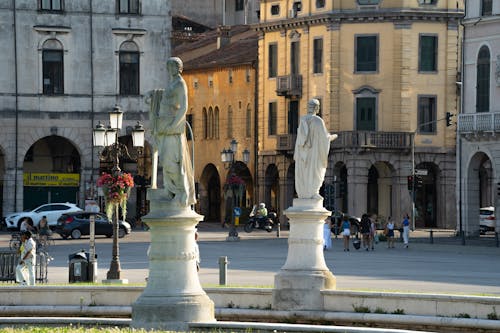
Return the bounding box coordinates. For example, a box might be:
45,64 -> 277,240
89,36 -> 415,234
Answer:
458,112 -> 500,133
276,131 -> 412,152
276,75 -> 302,97
331,131 -> 412,150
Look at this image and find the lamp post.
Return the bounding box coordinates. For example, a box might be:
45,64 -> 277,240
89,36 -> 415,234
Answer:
93,105 -> 145,281
221,139 -> 250,240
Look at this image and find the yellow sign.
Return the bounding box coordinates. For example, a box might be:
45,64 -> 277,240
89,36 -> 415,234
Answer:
23,173 -> 80,187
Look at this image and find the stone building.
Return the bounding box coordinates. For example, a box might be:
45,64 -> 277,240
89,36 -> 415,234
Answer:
256,0 -> 464,228
0,1 -> 170,221
458,0 -> 500,235
172,0 -> 261,28
174,26 -> 258,224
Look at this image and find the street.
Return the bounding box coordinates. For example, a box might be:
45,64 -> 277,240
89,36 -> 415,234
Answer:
1,225 -> 500,296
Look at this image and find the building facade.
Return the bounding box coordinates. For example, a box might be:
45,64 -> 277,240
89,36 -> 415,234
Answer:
256,0 -> 463,228
174,26 -> 258,224
172,0 -> 261,29
458,0 -> 500,235
0,0 -> 170,221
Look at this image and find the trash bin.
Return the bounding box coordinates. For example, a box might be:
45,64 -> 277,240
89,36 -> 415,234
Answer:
68,250 -> 89,283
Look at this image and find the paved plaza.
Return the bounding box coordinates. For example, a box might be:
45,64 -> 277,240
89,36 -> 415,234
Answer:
1,225 -> 500,296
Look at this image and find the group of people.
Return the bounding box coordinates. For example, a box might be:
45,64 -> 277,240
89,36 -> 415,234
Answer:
323,213 -> 411,251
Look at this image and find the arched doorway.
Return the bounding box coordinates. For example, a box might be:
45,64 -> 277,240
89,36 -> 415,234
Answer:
23,136 -> 81,210
265,164 -> 280,212
199,164 -> 221,223
415,162 -> 438,228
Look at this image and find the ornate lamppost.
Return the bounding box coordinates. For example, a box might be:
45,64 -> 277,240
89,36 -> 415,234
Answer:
93,105 -> 145,282
221,139 -> 250,240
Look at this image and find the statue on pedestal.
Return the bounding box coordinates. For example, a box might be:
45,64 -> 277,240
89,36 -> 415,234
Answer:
294,98 -> 338,200
145,57 -> 196,207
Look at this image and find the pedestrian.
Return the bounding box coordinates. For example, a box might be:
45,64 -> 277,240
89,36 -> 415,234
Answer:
20,218 -> 35,233
341,216 -> 351,252
369,215 -> 377,250
38,216 -> 52,241
360,214 -> 371,251
15,230 -> 36,286
323,219 -> 332,251
385,216 -> 395,248
402,213 -> 410,248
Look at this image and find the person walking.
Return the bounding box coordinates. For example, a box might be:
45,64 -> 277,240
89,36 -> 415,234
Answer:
360,214 -> 371,251
369,215 -> 377,251
323,219 -> 332,251
341,216 -> 351,252
385,216 -> 395,248
15,231 -> 36,286
402,214 -> 410,248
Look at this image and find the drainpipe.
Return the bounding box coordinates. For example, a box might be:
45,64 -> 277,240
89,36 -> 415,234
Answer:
253,59 -> 258,207
13,0 -> 19,211
458,11 -> 466,244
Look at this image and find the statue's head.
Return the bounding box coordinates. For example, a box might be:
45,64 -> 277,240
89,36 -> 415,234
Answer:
167,57 -> 183,74
307,99 -> 320,115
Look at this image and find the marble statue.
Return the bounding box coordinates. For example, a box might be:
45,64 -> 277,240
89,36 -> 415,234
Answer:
294,99 -> 337,199
146,57 -> 196,207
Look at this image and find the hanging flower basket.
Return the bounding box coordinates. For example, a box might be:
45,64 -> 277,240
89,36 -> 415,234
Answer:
97,172 -> 134,220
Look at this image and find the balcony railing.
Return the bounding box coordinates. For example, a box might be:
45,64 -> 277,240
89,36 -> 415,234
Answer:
458,112 -> 500,133
276,131 -> 412,152
276,75 -> 302,97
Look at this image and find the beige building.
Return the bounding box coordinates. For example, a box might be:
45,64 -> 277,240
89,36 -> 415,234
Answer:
256,0 -> 464,228
174,26 -> 258,223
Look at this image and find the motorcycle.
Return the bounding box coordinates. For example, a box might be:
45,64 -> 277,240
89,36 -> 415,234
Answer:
244,205 -> 277,233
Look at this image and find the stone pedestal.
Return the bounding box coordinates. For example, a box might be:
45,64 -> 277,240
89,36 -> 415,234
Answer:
273,198 -> 336,311
131,190 -> 215,331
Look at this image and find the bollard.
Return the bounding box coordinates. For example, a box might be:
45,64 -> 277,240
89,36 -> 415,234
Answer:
276,222 -> 280,238
218,256 -> 228,285
429,229 -> 434,244
496,232 -> 499,248
461,230 -> 466,246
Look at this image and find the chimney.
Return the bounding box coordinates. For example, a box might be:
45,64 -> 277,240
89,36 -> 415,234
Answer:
217,25 -> 231,49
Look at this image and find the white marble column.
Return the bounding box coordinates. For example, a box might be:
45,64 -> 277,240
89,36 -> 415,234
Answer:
131,190 -> 215,331
272,198 -> 336,311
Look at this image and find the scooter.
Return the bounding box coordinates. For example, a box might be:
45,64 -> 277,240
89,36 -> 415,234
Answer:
244,206 -> 276,233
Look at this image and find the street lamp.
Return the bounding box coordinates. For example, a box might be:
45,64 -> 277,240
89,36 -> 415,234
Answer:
221,139 -> 250,240
93,105 -> 145,281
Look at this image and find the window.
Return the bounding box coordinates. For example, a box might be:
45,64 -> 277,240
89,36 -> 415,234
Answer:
245,69 -> 251,83
119,42 -> 139,95
118,0 -> 140,14
476,46 -> 490,113
235,0 -> 244,11
193,79 -> 199,89
203,108 -> 208,139
271,5 -> 280,15
208,75 -> 213,88
419,35 -> 438,72
313,38 -> 323,74
208,107 -> 213,138
42,39 -> 64,95
419,0 -> 437,4
214,107 -> 220,139
356,97 -> 376,131
291,41 -> 300,75
228,69 -> 233,84
481,0 -> 492,16
269,44 -> 277,78
40,0 -> 63,11
355,35 -> 378,72
246,105 -> 252,138
316,0 -> 325,8
268,102 -> 277,136
358,0 -> 380,4
418,96 -> 437,134
227,106 -> 233,138
288,101 -> 299,134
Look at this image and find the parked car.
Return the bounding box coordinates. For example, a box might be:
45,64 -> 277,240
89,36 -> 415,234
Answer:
55,211 -> 132,239
479,206 -> 495,234
5,203 -> 83,230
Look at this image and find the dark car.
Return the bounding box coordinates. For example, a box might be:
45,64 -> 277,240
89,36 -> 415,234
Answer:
55,212 -> 132,239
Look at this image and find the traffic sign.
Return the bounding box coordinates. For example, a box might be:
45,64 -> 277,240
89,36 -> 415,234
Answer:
415,169 -> 428,176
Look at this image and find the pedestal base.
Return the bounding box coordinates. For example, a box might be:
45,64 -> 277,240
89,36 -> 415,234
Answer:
272,198 -> 336,311
131,294 -> 215,331
273,269 -> 336,310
